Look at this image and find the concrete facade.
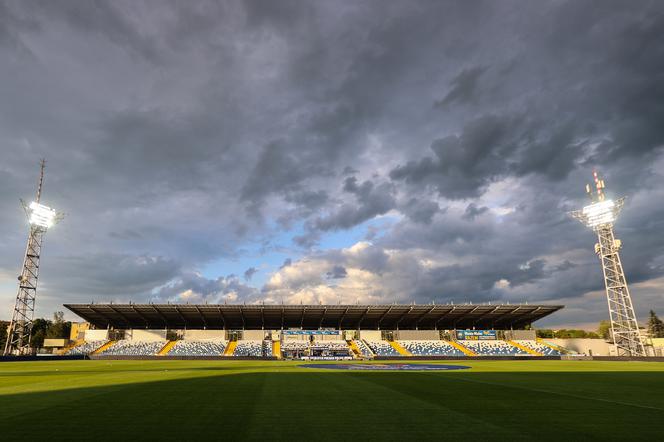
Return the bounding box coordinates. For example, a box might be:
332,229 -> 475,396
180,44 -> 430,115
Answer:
183,330 -> 226,341
547,338 -> 612,356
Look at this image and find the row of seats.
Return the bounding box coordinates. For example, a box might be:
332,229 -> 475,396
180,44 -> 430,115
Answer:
365,340 -> 399,356
354,339 -> 374,357
460,340 -> 528,355
263,340 -> 272,357
400,340 -> 464,356
282,341 -> 309,351
234,340 -> 266,357
66,340 -> 107,355
514,340 -> 562,356
99,340 -> 166,356
168,340 -> 226,356
309,340 -> 349,350
69,338 -> 562,357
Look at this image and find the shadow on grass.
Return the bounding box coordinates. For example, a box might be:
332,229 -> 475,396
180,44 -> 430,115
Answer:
0,370 -> 663,441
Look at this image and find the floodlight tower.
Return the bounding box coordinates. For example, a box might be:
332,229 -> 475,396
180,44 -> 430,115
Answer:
570,171 -> 646,357
3,160 -> 60,356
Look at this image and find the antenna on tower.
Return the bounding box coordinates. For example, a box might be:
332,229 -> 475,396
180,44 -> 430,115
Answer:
4,160 -> 62,356
569,170 -> 645,357
36,158 -> 45,203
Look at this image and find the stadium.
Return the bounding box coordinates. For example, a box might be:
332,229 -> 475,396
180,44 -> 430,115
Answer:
3,306 -> 664,441
3,2 -> 664,441
61,302 -> 565,359
3,302 -> 664,440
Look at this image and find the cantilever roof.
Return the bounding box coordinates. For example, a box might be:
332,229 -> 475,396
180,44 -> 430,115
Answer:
64,303 -> 563,330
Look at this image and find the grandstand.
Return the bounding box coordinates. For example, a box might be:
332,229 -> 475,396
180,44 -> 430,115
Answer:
354,339 -> 374,357
62,335 -> 568,358
64,303 -> 561,330
459,340 -> 529,356
65,340 -> 107,355
61,303 -> 571,359
365,340 -> 400,356
234,341 -> 266,357
167,340 -> 226,356
514,340 -> 562,356
98,340 -> 166,356
400,340 -> 464,357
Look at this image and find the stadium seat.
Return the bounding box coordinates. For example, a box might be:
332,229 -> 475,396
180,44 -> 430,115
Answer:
262,340 -> 273,357
354,339 -> 374,357
459,340 -> 529,356
98,340 -> 165,356
399,340 -> 464,356
282,341 -> 308,352
167,340 -> 227,356
309,340 -> 349,351
66,340 -> 107,355
513,340 -> 562,356
365,340 -> 400,356
234,340 -> 266,357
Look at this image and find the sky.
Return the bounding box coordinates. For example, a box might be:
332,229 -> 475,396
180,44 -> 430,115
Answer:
1,0 -> 663,329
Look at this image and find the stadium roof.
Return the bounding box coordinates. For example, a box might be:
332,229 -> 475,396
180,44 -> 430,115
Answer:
64,303 -> 563,330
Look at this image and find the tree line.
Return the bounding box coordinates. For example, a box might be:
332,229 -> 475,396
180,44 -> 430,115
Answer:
537,310 -> 664,340
0,312 -> 71,351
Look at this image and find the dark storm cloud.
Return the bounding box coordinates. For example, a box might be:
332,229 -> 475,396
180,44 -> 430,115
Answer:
435,66 -> 487,107
45,253 -> 181,299
311,179 -> 396,233
462,203 -> 488,221
241,140 -> 330,206
279,258 -> 292,269
326,265 -> 347,280
400,198 -> 440,225
390,114 -> 518,199
243,267 -> 258,281
1,0 -> 663,327
153,271 -> 259,303
284,189 -> 328,210
292,231 -> 320,249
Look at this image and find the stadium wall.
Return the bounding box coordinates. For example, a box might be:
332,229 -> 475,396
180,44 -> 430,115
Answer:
316,333 -> 342,341
84,329 -> 109,341
547,338 -> 612,356
70,322 -> 89,341
395,330 -> 439,340
242,330 -> 265,340
127,329 -> 167,342
652,338 -> 664,349
504,330 -> 536,340
184,330 -> 226,340
283,334 -> 308,341
359,330 -> 382,340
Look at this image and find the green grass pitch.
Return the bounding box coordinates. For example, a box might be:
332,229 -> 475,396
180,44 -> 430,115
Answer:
1,359 -> 664,441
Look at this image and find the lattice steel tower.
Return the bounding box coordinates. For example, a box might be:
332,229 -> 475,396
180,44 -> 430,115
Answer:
570,171 -> 646,356
3,160 -> 60,356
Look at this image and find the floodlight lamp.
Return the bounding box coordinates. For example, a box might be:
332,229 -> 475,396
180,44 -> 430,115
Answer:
28,201 -> 56,228
582,199 -> 615,228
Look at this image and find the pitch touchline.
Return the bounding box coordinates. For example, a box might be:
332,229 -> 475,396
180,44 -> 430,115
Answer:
452,376 -> 664,412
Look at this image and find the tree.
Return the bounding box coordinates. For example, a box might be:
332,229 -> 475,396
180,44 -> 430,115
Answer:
536,329 -> 554,338
542,329 -> 600,339
647,310 -> 664,338
597,320 -> 612,341
30,318 -> 52,349
46,311 -> 71,340
0,320 -> 8,352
